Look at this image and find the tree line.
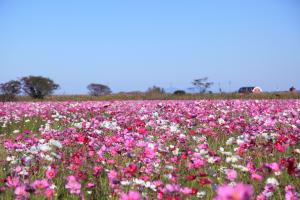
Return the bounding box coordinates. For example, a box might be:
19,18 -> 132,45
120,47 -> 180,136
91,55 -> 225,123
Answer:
0,75 -> 213,101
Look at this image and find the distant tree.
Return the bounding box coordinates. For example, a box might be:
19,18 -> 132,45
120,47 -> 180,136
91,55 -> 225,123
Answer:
87,83 -> 112,96
192,77 -> 213,93
146,86 -> 165,94
173,90 -> 186,95
289,86 -> 296,93
0,80 -> 21,101
21,76 -> 59,99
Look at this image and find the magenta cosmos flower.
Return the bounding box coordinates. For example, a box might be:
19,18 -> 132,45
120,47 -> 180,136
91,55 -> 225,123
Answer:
214,183 -> 253,200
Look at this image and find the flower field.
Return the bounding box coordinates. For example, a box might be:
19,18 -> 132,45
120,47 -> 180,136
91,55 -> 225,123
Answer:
0,100 -> 299,200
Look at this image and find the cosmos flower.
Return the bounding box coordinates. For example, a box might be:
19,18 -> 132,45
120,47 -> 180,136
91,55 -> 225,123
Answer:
120,191 -> 141,200
65,176 -> 81,195
214,183 -> 253,200
45,167 -> 56,179
225,169 -> 237,181
32,179 -> 49,190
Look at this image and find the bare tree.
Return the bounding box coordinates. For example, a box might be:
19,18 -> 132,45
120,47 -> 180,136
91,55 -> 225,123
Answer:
87,83 -> 112,96
0,80 -> 21,101
192,77 -> 213,93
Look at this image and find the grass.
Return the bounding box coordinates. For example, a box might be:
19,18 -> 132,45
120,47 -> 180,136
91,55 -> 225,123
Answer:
1,92 -> 300,102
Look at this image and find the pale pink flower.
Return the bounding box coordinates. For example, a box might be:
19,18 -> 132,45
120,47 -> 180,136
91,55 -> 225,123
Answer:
266,162 -> 280,172
108,170 -> 118,182
65,176 -> 81,195
214,183 -> 253,200
285,185 -> 299,200
6,176 -> 19,188
226,169 -> 237,181
44,188 -> 55,198
32,179 -> 50,190
251,173 -> 263,181
120,191 -> 141,200
180,187 -> 192,194
14,185 -> 28,196
144,147 -> 155,159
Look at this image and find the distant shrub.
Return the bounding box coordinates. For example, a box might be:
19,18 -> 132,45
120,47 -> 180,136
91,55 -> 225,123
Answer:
0,80 -> 21,101
87,83 -> 112,96
173,90 -> 186,95
146,86 -> 165,94
21,76 -> 59,99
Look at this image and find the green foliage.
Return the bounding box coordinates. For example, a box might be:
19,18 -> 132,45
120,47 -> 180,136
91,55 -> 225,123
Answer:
87,83 -> 112,96
21,76 -> 59,99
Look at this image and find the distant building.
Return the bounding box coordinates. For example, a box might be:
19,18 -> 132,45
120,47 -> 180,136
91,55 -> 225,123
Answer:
238,86 -> 262,93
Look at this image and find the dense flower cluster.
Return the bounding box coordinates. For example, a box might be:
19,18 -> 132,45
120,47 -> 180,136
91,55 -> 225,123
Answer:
0,100 -> 299,199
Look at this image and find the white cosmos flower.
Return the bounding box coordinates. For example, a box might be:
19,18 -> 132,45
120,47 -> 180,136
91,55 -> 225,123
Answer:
165,165 -> 174,170
226,155 -> 240,163
49,139 -> 62,148
232,164 -> 249,172
6,156 -> 16,162
199,149 -> 208,155
208,157 -> 216,163
226,137 -> 235,145
38,143 -> 51,152
120,180 -> 131,186
152,112 -> 159,117
294,149 -> 300,154
236,139 -> 244,145
218,118 -> 225,125
29,146 -> 39,154
170,123 -> 179,133
172,148 -> 179,155
265,192 -> 273,198
266,177 -> 279,186
275,171 -> 281,176
44,155 -> 53,161
197,191 -> 206,198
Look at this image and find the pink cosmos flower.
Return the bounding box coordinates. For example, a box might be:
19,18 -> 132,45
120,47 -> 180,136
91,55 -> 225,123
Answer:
120,191 -> 141,200
44,188 -> 55,198
93,166 -> 103,176
144,147 -> 155,159
65,176 -> 81,195
14,185 -> 28,196
45,167 -> 56,179
32,179 -> 50,190
251,173 -> 263,181
87,183 -> 95,188
6,176 -> 19,188
285,185 -> 299,200
108,170 -> 118,182
266,162 -> 280,172
214,183 -> 253,200
226,169 -> 237,181
180,187 -> 192,194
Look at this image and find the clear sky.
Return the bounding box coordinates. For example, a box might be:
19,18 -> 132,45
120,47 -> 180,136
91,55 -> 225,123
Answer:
1,0 -> 300,94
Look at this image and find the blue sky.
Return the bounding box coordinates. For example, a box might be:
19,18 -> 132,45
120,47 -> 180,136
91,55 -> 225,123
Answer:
1,0 -> 299,94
